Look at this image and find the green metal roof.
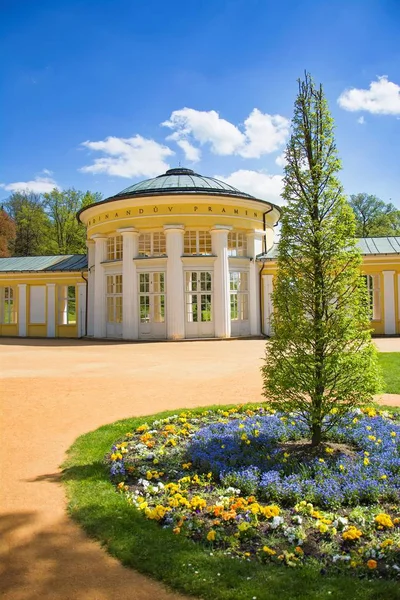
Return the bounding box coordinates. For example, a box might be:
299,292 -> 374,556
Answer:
114,168 -> 256,199
0,255 -> 87,273
258,237 -> 400,261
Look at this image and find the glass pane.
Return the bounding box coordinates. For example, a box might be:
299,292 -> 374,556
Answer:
107,297 -> 114,322
154,295 -> 165,323
186,294 -> 198,322
115,275 -> 123,294
107,276 -> 114,294
201,294 -> 212,322
241,294 -> 249,320
116,296 -> 123,323
67,286 -> 76,324
139,273 -> 150,293
230,294 -> 238,320
107,238 -> 114,260
140,295 -> 150,322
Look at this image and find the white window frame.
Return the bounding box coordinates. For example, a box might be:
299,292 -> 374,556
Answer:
364,274 -> 381,321
138,271 -> 166,323
185,271 -> 213,323
229,271 -> 249,321
58,285 -> 76,325
184,230 -> 212,255
1,286 -> 16,324
106,274 -> 123,323
107,235 -> 123,261
138,232 -> 166,257
228,232 -> 248,257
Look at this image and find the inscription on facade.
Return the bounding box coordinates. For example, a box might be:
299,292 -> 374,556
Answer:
87,204 -> 265,227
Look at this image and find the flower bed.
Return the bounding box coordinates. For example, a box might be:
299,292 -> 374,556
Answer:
107,405 -> 400,578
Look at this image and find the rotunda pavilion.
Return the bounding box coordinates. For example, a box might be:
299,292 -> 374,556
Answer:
78,167 -> 281,340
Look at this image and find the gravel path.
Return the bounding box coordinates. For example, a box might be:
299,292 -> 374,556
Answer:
0,337 -> 399,600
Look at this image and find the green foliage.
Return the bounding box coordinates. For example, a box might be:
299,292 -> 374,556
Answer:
262,73 -> 381,446
43,188 -> 101,254
4,188 -> 101,256
349,193 -> 400,237
5,191 -> 55,255
0,209 -> 16,257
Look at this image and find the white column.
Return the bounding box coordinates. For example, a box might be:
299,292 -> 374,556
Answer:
164,225 -> 185,340
46,283 -> 56,337
92,235 -> 108,338
77,282 -> 87,338
262,274 -> 274,336
211,226 -> 231,338
18,284 -> 27,337
86,240 -> 95,336
247,231 -> 264,335
118,227 -> 139,340
383,270 -> 396,335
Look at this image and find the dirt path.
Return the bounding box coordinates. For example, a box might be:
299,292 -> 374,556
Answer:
0,337 -> 399,600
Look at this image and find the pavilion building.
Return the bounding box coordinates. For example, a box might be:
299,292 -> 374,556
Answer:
0,167 -> 399,339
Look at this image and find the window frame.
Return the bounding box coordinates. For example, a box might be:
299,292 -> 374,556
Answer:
107,235 -> 123,261
228,231 -> 248,257
138,232 -> 167,257
229,271 -> 249,321
1,286 -> 16,324
183,230 -> 212,255
58,285 -> 77,325
363,273 -> 381,321
106,274 -> 123,323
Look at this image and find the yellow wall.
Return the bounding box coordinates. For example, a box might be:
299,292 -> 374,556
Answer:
0,272 -> 86,338
79,195 -> 279,240
261,256 -> 400,335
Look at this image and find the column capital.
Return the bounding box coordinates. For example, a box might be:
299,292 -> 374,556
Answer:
17,283 -> 27,288
76,282 -> 86,287
91,234 -> 108,242
211,225 -> 232,233
117,227 -> 139,235
86,239 -> 95,248
46,283 -> 56,287
164,224 -> 185,233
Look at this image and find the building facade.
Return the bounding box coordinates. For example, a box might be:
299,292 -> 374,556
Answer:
0,167 -> 399,339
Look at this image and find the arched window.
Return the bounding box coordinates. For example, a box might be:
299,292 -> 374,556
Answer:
107,235 -> 123,260
228,231 -> 247,257
138,232 -> 166,257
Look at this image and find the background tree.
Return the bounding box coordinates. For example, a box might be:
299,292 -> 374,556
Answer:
0,208 -> 16,257
262,73 -> 381,446
5,191 -> 55,256
43,189 -> 102,254
349,193 -> 400,237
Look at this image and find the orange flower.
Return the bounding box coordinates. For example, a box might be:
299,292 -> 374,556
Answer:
367,559 -> 377,570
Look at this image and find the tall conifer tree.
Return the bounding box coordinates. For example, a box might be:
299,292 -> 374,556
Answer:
262,73 -> 381,446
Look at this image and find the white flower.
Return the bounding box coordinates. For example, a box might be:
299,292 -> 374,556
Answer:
270,516 -> 284,529
292,515 -> 302,524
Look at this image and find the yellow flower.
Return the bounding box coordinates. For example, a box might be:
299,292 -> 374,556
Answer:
375,513 -> 394,529
207,530 -> 216,541
318,458 -> 325,463
325,447 -> 334,454
368,435 -> 376,441
261,505 -> 280,519
318,523 -> 329,534
182,462 -> 192,470
390,431 -> 397,437
380,474 -> 387,480
262,545 -> 276,556
173,527 -> 181,535
380,539 -> 393,549
363,458 -> 370,466
342,526 -> 363,542
367,559 -> 377,570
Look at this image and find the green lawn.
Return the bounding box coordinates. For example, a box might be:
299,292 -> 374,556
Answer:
62,404 -> 400,600
378,352 -> 400,394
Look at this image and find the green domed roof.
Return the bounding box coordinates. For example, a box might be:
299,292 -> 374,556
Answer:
114,168 -> 255,200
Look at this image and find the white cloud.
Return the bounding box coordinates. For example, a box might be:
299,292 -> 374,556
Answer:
338,76 -> 400,115
80,135 -> 174,178
216,169 -> 283,203
357,116 -> 365,125
162,107 -> 289,159
275,151 -> 287,167
0,175 -> 58,193
176,139 -> 201,162
41,168 -> 53,176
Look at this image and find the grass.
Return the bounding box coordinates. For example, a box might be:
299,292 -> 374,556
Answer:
62,403 -> 400,600
379,352 -> 400,394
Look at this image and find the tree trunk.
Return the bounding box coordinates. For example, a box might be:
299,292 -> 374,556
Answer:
311,423 -> 322,446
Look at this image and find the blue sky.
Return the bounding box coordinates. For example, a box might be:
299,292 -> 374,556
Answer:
1,0 -> 399,206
